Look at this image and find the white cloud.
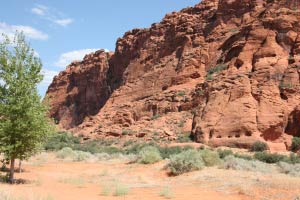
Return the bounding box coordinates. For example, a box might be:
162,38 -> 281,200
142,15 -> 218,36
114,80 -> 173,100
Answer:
31,4 -> 73,27
31,6 -> 46,16
41,69 -> 58,85
55,49 -> 99,68
0,22 -> 48,40
54,18 -> 73,27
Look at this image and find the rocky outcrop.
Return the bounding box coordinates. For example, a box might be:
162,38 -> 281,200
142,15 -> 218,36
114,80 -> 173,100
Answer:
46,0 -> 300,150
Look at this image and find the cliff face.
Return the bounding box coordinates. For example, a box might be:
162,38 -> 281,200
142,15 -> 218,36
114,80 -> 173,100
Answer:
46,0 -> 300,150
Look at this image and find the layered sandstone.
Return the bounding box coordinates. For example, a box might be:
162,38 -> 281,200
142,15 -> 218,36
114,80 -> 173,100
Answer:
46,0 -> 300,150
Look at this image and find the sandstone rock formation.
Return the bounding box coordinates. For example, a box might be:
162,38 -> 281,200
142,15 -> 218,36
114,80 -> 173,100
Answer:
46,0 -> 300,150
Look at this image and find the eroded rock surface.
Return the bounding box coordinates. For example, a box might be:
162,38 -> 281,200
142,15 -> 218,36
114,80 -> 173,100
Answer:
46,0 -> 300,150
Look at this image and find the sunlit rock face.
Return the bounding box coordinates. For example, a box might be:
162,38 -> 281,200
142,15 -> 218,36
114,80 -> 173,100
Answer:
46,0 -> 300,150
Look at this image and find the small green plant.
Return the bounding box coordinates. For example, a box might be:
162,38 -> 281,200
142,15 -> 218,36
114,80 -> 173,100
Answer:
229,28 -> 238,33
178,120 -> 185,128
113,184 -> 130,196
167,149 -> 204,175
199,150 -> 221,166
138,146 -> 162,164
205,74 -> 213,81
251,141 -> 268,152
291,137 -> 300,152
177,91 -> 186,97
151,114 -> 160,120
159,186 -> 174,199
234,153 -> 253,160
279,81 -> 293,89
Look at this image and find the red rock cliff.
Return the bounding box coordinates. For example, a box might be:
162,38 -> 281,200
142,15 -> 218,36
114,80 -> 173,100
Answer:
46,0 -> 300,150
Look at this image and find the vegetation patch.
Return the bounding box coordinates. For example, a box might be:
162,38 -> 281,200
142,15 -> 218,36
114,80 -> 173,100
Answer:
251,141 -> 268,152
199,149 -> 221,166
138,146 -> 162,164
291,137 -> 300,152
167,149 -> 204,175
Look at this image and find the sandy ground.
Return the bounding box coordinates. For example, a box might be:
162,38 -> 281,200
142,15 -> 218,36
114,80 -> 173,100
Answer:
1,153 -> 300,200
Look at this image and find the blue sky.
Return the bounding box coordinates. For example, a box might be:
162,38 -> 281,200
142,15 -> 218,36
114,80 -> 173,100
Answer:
0,0 -> 200,96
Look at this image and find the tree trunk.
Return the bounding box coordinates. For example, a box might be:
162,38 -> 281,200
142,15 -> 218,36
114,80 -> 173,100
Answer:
9,158 -> 15,183
18,160 -> 22,173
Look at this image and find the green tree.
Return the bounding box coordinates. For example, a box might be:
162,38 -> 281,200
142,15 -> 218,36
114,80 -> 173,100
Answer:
0,32 -> 53,183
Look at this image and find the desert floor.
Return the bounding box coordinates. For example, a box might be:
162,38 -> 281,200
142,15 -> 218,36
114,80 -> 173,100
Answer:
0,153 -> 300,200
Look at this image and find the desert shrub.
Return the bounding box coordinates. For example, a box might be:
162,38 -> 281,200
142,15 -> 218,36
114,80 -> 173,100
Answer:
251,141 -> 268,152
177,91 -> 186,97
44,132 -> 80,151
73,151 -> 92,161
278,162 -> 300,177
159,187 -> 174,199
234,153 -> 253,160
125,143 -> 155,155
289,153 -> 300,164
113,184 -> 130,196
177,133 -> 192,143
159,146 -> 194,159
138,146 -> 162,164
222,155 -> 269,173
167,149 -> 204,175
291,137 -> 300,152
254,152 -> 288,164
207,64 -> 227,76
199,150 -> 221,166
56,147 -> 76,159
217,149 -> 233,159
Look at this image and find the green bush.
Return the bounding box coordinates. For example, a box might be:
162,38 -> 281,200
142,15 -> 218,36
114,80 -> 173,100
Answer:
217,149 -> 233,159
113,184 -> 130,196
222,155 -> 270,173
254,152 -> 288,164
251,141 -> 268,152
291,137 -> 300,152
289,153 -> 300,164
138,146 -> 162,164
199,150 -> 221,166
234,153 -> 253,160
167,149 -> 204,176
56,147 -> 76,159
44,132 -> 80,151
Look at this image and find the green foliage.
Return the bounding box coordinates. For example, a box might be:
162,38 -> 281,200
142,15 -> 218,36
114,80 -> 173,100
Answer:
0,32 -> 53,182
207,64 -> 227,76
176,132 -> 192,143
138,146 -> 162,164
177,91 -> 186,97
167,149 -> 204,175
56,147 -> 76,159
291,137 -> 300,152
254,152 -> 288,164
199,149 -> 221,166
251,141 -> 268,152
279,81 -> 293,89
217,149 -> 233,159
234,153 -> 253,160
122,129 -> 134,136
44,132 -> 80,151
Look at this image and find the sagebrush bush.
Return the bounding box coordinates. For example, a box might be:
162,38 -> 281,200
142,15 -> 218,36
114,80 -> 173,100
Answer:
44,132 -> 80,151
113,184 -> 130,196
278,162 -> 300,177
56,147 -> 76,159
167,149 -> 204,175
254,152 -> 288,164
217,149 -> 233,159
222,155 -> 270,173
251,141 -> 268,152
291,137 -> 300,152
73,151 -> 92,161
138,146 -> 162,164
199,150 -> 221,166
